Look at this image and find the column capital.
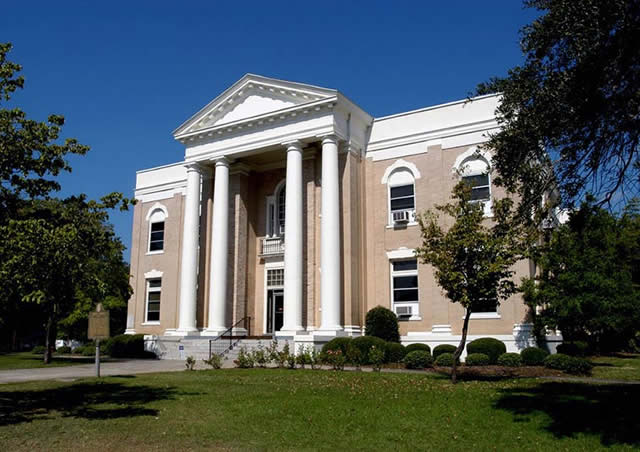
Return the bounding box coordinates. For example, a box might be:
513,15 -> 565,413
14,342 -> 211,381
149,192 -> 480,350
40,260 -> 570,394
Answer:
319,133 -> 340,146
282,139 -> 303,151
185,161 -> 208,174
213,157 -> 231,168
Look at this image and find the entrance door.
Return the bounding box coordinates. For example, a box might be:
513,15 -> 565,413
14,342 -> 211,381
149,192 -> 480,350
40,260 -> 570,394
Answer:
266,289 -> 284,334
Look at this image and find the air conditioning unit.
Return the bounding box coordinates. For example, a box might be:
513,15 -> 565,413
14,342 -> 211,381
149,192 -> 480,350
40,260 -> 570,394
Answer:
394,305 -> 413,317
392,210 -> 411,224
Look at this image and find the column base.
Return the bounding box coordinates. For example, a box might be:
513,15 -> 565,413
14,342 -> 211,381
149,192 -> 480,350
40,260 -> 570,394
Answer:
166,328 -> 200,337
313,327 -> 345,338
124,329 -> 137,335
201,327 -> 228,337
276,328 -> 306,338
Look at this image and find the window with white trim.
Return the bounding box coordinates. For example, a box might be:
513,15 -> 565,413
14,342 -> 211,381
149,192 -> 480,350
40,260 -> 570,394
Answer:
391,259 -> 419,319
470,298 -> 498,314
387,169 -> 416,224
459,156 -> 492,209
267,181 -> 286,237
145,278 -> 162,322
147,207 -> 167,253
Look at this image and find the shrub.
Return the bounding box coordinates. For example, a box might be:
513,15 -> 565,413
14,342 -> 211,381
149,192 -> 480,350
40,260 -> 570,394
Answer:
369,346 -> 385,371
321,337 -> 352,356
252,343 -> 269,368
56,346 -> 71,354
324,349 -> 346,370
435,352 -> 455,367
386,343 -> 407,363
521,347 -> 549,366
465,353 -> 490,367
310,347 -> 322,370
497,352 -> 522,367
365,306 -> 400,343
185,356 -> 196,371
108,334 -> 153,359
352,336 -> 388,364
556,341 -> 589,357
234,346 -> 255,368
544,353 -> 593,375
433,344 -> 456,359
346,345 -> 365,368
467,338 -> 506,364
405,343 -> 431,355
31,345 -> 45,355
403,350 -> 434,369
296,345 -> 312,369
78,345 -> 96,356
202,354 -> 222,369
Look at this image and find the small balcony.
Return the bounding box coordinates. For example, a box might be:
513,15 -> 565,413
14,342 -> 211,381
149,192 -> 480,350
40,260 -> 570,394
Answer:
260,235 -> 284,256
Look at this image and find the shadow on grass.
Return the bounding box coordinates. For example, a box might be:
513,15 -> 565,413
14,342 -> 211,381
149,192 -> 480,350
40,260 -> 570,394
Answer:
494,382 -> 640,447
0,381 -> 177,426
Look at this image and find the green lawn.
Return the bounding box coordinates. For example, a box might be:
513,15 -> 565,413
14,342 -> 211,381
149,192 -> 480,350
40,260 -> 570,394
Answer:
0,369 -> 638,451
0,352 -> 91,370
590,354 -> 640,382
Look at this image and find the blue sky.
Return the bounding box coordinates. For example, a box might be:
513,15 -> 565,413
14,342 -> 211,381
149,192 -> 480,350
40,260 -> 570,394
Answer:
2,1 -> 538,258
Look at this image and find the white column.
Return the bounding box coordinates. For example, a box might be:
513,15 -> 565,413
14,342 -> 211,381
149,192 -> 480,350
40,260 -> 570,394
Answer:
204,158 -> 230,335
320,134 -> 343,332
281,141 -> 304,334
176,163 -> 203,335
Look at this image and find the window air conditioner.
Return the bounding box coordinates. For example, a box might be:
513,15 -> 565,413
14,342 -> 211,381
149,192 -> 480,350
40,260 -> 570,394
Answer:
394,305 -> 413,317
392,210 -> 411,224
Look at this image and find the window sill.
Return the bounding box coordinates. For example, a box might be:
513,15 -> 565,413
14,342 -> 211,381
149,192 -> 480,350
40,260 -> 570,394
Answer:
399,315 -> 422,321
386,222 -> 419,229
466,313 -> 501,320
146,250 -> 164,256
141,321 -> 161,326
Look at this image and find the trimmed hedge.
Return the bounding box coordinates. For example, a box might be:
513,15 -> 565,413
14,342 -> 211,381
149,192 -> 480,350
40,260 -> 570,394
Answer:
386,342 -> 407,363
352,336 -> 388,364
435,352 -> 456,367
365,306 -> 400,343
107,334 -> 154,359
405,343 -> 431,355
544,353 -> 593,375
403,350 -> 433,369
433,344 -> 457,359
521,347 -> 549,366
497,352 -> 522,367
465,353 -> 490,366
322,337 -> 352,356
31,345 -> 45,354
56,346 -> 71,354
466,338 -> 506,364
556,341 -> 589,357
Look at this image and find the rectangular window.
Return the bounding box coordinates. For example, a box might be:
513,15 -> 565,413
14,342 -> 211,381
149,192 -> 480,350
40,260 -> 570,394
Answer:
463,174 -> 490,201
391,259 -> 419,317
266,268 -> 284,287
146,278 -> 161,322
389,184 -> 415,213
470,298 -> 498,313
149,221 -> 165,252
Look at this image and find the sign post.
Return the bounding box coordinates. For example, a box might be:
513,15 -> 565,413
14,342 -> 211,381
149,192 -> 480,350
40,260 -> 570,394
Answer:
88,303 -> 110,378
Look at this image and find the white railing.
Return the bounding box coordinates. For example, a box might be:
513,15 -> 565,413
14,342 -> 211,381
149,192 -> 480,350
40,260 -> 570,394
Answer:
261,236 -> 285,256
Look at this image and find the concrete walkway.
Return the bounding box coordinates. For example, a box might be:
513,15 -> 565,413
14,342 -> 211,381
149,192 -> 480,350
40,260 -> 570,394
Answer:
0,359 -> 186,384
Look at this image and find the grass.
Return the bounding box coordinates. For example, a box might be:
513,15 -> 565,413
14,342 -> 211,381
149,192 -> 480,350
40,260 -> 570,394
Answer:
590,354 -> 640,382
0,368 -> 638,451
0,352 -> 91,370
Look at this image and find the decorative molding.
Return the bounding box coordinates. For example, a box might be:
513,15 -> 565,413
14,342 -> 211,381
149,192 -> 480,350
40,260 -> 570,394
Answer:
386,247 -> 416,260
381,159 -> 422,184
451,145 -> 492,174
144,269 -> 163,279
145,202 -> 169,221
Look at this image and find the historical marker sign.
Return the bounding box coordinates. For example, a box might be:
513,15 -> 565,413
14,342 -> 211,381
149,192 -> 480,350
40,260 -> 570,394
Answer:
88,303 -> 110,340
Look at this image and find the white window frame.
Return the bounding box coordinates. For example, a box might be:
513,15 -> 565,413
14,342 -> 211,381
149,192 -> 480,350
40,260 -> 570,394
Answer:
145,203 -> 168,255
452,147 -> 493,217
144,278 -> 162,325
389,256 -> 421,321
266,179 -> 286,237
263,261 -> 285,334
388,182 -> 416,225
148,220 -> 165,254
381,160 -> 421,228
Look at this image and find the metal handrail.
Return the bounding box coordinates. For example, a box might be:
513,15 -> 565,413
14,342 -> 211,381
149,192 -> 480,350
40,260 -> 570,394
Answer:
208,316 -> 251,359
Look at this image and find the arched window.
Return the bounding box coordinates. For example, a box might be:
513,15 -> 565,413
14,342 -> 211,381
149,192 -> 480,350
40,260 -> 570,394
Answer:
382,159 -> 421,226
452,147 -> 493,216
266,180 -> 286,237
145,203 -> 168,253
277,183 -> 286,235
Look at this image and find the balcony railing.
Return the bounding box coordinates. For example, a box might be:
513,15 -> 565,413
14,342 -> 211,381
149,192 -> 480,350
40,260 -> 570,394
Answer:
260,235 -> 284,256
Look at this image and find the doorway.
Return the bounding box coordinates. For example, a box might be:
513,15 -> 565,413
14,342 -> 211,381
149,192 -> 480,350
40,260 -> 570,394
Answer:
266,289 -> 284,334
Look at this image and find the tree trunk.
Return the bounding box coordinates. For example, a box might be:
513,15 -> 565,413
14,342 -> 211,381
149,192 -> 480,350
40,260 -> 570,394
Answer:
451,309 -> 472,384
43,305 -> 57,365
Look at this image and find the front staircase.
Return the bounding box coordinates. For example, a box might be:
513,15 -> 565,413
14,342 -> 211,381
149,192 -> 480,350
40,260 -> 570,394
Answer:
146,335 -> 276,362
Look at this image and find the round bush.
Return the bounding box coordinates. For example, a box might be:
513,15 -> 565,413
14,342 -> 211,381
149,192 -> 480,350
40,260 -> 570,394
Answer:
322,337 -> 352,356
365,306 -> 400,343
403,350 -> 434,369
405,343 -> 431,355
497,352 -> 522,367
556,341 -> 589,357
465,353 -> 490,367
467,338 -> 507,364
435,352 -> 456,367
56,346 -> 71,354
433,344 -> 457,359
521,347 -> 549,366
352,336 -> 388,364
386,342 -> 407,363
31,345 -> 45,355
544,353 -> 592,375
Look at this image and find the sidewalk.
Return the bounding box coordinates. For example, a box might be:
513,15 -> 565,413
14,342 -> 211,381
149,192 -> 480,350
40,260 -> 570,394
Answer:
0,359 -> 186,384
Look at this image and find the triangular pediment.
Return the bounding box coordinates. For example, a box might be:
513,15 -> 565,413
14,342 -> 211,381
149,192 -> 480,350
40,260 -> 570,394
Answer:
174,74 -> 337,137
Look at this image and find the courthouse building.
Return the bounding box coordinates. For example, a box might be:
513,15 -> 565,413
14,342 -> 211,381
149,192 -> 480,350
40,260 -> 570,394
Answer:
125,75 -> 545,357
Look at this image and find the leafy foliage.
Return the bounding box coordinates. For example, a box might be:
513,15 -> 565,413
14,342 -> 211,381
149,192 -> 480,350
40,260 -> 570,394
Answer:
476,0 -> 640,217
365,306 -> 400,343
465,353 -> 490,367
435,353 -> 456,367
497,353 -> 523,368
544,353 -> 593,375
521,347 -> 550,366
321,337 -> 352,356
467,338 -> 507,364
351,336 -> 387,365
403,350 -> 434,369
385,342 -> 407,363
405,343 -> 431,355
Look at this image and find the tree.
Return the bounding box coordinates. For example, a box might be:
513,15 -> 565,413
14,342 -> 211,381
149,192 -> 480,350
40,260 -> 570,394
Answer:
415,182 -> 531,383
0,43 -> 132,361
522,198 -> 640,352
476,0 -> 640,221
